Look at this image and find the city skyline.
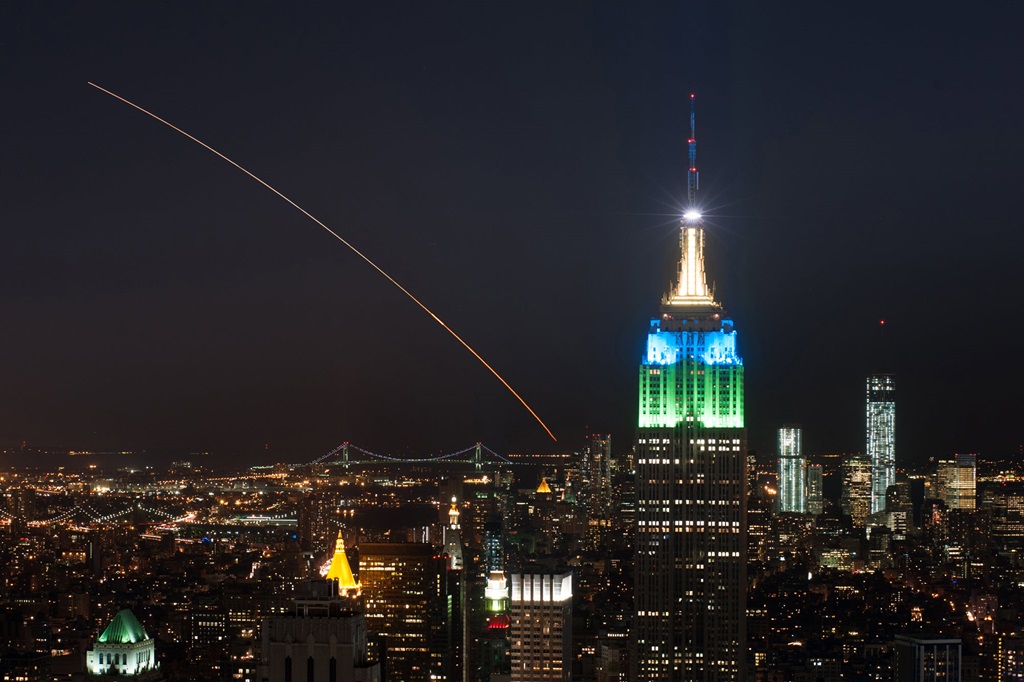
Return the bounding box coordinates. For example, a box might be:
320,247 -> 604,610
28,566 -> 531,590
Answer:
3,4 -> 1024,464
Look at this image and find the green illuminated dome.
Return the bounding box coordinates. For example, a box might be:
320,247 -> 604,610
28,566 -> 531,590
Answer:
97,609 -> 150,644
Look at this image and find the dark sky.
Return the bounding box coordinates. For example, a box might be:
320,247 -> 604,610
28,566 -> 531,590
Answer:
2,3 -> 1023,465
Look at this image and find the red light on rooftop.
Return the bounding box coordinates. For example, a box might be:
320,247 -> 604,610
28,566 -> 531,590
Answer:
487,615 -> 511,629
880,319 -> 886,326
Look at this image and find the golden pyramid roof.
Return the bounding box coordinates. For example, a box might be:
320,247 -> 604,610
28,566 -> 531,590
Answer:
536,477 -> 552,494
326,531 -> 360,594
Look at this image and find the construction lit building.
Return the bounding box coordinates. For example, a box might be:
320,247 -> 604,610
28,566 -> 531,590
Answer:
866,374 -> 896,514
777,426 -> 805,514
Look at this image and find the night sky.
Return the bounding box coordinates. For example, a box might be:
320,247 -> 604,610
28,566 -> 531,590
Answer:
3,3 -> 1023,465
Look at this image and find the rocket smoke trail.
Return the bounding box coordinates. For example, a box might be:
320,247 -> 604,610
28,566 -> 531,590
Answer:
87,81 -> 557,442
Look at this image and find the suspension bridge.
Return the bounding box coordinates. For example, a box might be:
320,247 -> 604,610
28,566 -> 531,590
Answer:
0,443 -> 535,529
300,442 -> 523,469
0,501 -> 193,528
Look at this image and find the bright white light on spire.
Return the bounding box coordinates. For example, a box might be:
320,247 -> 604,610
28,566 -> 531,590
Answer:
683,210 -> 702,222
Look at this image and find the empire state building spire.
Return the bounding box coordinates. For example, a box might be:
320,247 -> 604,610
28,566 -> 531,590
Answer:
687,92 -> 698,208
665,93 -> 719,309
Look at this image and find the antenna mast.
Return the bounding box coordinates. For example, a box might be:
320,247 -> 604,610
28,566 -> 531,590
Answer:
687,93 -> 698,208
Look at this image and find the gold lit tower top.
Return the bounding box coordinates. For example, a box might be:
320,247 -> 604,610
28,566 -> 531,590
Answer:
325,530 -> 361,597
663,93 -> 720,311
448,496 -> 460,528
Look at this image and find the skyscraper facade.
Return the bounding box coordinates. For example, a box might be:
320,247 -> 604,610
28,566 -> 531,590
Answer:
634,95 -> 746,681
777,426 -> 805,514
298,489 -> 343,555
483,516 -> 503,574
806,464 -> 824,516
887,478 -> 914,538
842,454 -> 872,527
988,484 -> 1024,552
509,572 -> 572,682
867,374 -> 896,514
894,634 -> 961,681
259,580 -> 379,682
481,579 -> 512,682
359,543 -> 455,682
443,496 -> 464,570
580,433 -> 613,512
936,454 -> 977,511
997,635 -> 1024,681
481,516 -> 511,682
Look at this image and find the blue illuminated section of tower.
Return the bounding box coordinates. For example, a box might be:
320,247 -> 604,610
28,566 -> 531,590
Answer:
644,326 -> 741,367
639,314 -> 744,428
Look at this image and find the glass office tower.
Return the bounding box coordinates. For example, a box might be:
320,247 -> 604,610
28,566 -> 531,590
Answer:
777,426 -> 805,514
867,374 -> 896,514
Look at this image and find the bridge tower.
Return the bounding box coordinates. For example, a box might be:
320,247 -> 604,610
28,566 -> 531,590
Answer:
341,442 -> 349,468
474,443 -> 483,471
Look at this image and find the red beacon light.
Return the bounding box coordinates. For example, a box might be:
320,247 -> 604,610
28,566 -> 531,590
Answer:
487,614 -> 511,630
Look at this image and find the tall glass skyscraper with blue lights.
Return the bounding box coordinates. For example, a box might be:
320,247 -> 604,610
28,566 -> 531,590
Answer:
867,374 -> 896,514
634,95 -> 746,682
778,426 -> 805,514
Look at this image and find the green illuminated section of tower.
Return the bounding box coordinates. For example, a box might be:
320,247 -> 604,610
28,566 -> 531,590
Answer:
638,352 -> 743,428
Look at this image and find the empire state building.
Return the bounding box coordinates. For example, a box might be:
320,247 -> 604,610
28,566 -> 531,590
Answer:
633,95 -> 747,681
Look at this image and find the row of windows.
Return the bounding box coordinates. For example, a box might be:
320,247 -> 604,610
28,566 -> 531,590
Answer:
282,656 -> 339,682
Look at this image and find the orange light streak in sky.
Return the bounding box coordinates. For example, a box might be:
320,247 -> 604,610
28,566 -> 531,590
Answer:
87,81 -> 556,442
